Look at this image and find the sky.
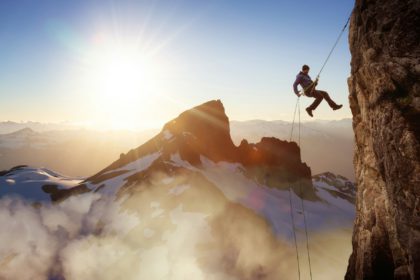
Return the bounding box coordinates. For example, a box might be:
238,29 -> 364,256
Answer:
0,0 -> 354,130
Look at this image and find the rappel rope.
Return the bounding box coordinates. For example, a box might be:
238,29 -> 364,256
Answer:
297,99 -> 313,280
288,13 -> 352,279
315,15 -> 351,82
288,97 -> 312,280
288,96 -> 301,280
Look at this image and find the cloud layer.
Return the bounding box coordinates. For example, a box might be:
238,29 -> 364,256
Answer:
0,173 -> 352,280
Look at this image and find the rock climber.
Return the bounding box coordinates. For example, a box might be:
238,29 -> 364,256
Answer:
293,64 -> 342,117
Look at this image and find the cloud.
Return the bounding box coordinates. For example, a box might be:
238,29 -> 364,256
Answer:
0,172 -> 352,280
0,197 -> 58,279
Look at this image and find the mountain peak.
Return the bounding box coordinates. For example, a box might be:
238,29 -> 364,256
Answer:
164,99 -> 229,134
8,127 -> 36,136
88,100 -> 311,187
162,99 -> 236,164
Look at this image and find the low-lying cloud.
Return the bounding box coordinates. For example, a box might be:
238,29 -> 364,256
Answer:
0,173 -> 352,280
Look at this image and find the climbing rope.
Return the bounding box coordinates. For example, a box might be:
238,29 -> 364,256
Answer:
315,15 -> 351,81
288,187 -> 301,280
288,97 -> 313,280
289,97 -> 300,141
297,98 -> 313,280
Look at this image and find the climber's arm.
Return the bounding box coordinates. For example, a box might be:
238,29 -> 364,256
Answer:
293,76 -> 301,96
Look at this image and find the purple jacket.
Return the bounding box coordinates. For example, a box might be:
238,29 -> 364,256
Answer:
293,72 -> 313,95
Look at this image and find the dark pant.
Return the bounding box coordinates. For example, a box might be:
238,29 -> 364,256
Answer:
305,89 -> 337,110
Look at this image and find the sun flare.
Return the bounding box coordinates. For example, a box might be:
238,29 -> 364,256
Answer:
90,46 -> 154,101
83,43 -> 163,130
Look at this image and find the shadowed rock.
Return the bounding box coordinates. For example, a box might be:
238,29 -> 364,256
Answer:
42,184 -> 90,203
346,0 -> 420,279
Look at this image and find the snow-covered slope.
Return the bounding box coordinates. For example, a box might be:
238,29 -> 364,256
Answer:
0,166 -> 82,202
0,166 -> 83,202
83,151 -> 355,235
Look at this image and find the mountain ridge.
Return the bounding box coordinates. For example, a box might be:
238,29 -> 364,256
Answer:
86,100 -> 312,192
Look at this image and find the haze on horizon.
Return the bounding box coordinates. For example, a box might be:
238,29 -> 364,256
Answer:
0,0 -> 354,130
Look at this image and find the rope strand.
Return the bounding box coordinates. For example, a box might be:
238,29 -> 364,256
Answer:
288,188 -> 301,280
289,97 -> 300,142
289,96 -> 313,280
297,99 -> 313,280
300,184 -> 313,280
315,15 -> 351,80
289,96 -> 302,280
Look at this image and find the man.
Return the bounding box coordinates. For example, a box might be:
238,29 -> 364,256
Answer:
293,64 -> 342,117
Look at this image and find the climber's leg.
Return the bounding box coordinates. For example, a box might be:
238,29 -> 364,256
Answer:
313,90 -> 343,110
307,90 -> 323,110
317,90 -> 335,107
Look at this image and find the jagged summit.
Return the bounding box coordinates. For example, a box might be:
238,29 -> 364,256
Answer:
163,99 -> 232,145
162,99 -> 237,164
87,100 -> 311,188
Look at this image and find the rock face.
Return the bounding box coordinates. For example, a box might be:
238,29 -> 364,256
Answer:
346,1 -> 420,279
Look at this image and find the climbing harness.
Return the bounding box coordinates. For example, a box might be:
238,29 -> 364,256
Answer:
287,13 -> 352,280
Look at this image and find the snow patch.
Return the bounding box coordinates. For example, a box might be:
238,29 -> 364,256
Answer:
0,167 -> 83,202
89,152 -> 161,195
5,179 -> 15,185
162,177 -> 174,184
168,184 -> 190,196
162,130 -> 173,140
102,152 -> 161,176
168,153 -> 194,169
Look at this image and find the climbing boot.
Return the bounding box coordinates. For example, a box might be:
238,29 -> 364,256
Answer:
306,107 -> 313,117
332,104 -> 343,110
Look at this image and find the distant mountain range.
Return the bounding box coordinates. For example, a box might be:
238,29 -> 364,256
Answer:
0,126 -> 158,177
0,118 -> 354,180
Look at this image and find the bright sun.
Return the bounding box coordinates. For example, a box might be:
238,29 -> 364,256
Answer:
84,44 -> 161,130
92,48 -> 150,99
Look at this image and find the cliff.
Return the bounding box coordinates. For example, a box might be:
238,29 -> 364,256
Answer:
346,0 -> 420,279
